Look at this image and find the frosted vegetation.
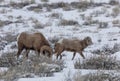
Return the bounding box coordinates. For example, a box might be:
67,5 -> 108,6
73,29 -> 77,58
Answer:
0,0 -> 120,81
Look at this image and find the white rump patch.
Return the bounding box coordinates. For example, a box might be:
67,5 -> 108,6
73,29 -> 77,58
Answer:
57,39 -> 63,44
17,33 -> 21,42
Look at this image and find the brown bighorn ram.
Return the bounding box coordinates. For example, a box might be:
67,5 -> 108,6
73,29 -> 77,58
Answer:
17,32 -> 53,59
54,37 -> 92,60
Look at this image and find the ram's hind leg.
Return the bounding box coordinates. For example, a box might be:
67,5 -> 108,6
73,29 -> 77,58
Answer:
56,53 -> 59,59
25,49 -> 30,59
17,45 -> 24,59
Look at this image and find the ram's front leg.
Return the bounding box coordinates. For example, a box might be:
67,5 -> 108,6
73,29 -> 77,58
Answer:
79,51 -> 85,59
56,50 -> 63,60
25,49 -> 30,59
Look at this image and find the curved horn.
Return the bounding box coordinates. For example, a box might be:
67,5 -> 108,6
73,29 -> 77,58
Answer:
40,45 -> 53,57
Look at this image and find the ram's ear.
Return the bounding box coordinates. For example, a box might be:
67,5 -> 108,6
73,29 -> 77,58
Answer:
55,43 -> 60,48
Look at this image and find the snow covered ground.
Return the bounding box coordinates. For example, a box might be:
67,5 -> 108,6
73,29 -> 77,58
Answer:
0,0 -> 120,81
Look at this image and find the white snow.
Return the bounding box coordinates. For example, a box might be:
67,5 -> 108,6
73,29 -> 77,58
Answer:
0,0 -> 120,81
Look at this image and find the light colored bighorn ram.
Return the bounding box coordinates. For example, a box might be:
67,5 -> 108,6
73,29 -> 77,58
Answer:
17,32 -> 53,59
54,37 -> 92,60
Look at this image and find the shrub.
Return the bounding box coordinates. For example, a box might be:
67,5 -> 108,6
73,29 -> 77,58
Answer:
27,4 -> 42,12
109,0 -> 119,5
0,20 -> 12,27
0,33 -> 17,50
85,71 -> 120,81
112,20 -> 120,27
48,36 -> 61,44
112,20 -> 119,25
50,2 -> 67,9
49,12 -> 62,19
41,0 -> 49,2
111,6 -> 120,17
83,16 -> 98,25
9,0 -> 35,8
92,44 -> 120,55
0,51 -> 17,67
31,19 -> 45,29
73,71 -> 120,81
3,34 -> 17,43
71,0 -> 93,10
0,41 -> 7,50
74,55 -> 120,70
59,19 -> 79,26
0,51 -> 65,81
73,72 -> 83,81
64,71 -> 120,81
62,4 -> 72,11
98,22 -> 108,28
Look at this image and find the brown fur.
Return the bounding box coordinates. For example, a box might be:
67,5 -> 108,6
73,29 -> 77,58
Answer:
17,32 -> 52,59
40,45 -> 53,57
54,37 -> 93,60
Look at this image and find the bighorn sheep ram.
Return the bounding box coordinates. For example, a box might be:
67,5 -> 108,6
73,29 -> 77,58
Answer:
54,37 -> 92,60
17,32 -> 53,59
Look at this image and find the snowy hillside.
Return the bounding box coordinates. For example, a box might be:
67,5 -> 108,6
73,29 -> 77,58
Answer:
0,0 -> 120,81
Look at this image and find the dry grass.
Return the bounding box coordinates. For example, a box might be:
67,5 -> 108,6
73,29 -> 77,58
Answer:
74,55 -> 120,70
0,8 -> 9,14
27,4 -> 42,12
27,0 -> 98,12
0,33 -> 17,50
50,2 -> 67,9
109,0 -> 119,5
49,12 -> 62,19
83,16 -> 98,25
0,51 -> 65,81
64,71 -> 120,81
91,44 -> 120,55
9,0 -> 35,8
84,71 -> 120,81
98,22 -> 108,28
24,1 -> 106,12
0,41 -> 7,50
111,6 -> 120,17
112,20 -> 120,27
0,20 -> 12,27
73,71 -> 120,81
62,4 -> 72,11
48,36 -> 61,44
71,0 -> 94,11
31,18 -> 45,29
0,51 -> 17,67
41,0 -> 49,2
3,34 -> 17,43
112,20 -> 120,25
73,72 -> 83,81
59,19 -> 79,26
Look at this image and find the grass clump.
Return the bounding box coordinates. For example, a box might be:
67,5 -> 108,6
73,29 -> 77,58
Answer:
92,44 -> 120,55
59,19 -> 79,26
73,71 -> 120,81
0,51 -> 65,81
74,55 -> 120,70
